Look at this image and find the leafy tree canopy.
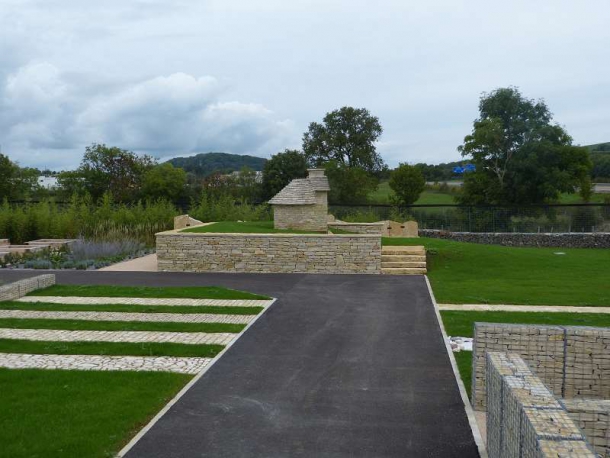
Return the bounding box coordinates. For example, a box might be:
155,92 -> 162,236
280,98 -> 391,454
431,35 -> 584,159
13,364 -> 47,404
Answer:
324,160 -> 378,204
261,149 -> 308,200
458,87 -> 592,205
303,107 -> 385,174
61,144 -> 156,202
0,154 -> 40,200
389,163 -> 426,206
141,163 -> 187,201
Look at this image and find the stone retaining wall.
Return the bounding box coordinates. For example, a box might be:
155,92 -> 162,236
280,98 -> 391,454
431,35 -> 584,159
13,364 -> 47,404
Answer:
156,230 -> 381,274
472,323 -> 610,410
486,352 -> 595,457
0,274 -> 55,302
419,229 -> 610,248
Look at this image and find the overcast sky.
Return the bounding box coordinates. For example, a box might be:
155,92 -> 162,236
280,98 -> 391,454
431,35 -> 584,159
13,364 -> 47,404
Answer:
1,0 -> 609,170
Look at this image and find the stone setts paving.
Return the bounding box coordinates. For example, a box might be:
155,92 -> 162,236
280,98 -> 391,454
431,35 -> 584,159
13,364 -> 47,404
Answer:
19,296 -> 273,308
0,328 -> 237,345
0,353 -> 212,374
0,309 -> 254,324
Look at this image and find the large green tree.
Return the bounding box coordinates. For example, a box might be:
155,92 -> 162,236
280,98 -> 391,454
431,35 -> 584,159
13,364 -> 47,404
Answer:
261,149 -> 308,200
62,144 -> 156,202
141,163 -> 187,201
389,163 -> 426,206
458,87 -> 592,205
0,154 -> 40,200
303,107 -> 384,174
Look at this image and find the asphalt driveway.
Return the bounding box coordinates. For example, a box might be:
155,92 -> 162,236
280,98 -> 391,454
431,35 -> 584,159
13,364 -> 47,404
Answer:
0,271 -> 479,457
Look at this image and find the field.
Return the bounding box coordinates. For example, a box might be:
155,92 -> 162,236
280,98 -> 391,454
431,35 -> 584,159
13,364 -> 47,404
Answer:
383,237 -> 609,306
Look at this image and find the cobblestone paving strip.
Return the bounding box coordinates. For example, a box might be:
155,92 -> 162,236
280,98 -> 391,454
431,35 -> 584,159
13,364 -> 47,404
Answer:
438,304 -> 610,313
0,353 -> 212,374
0,310 -> 254,324
19,296 -> 273,307
0,328 -> 237,345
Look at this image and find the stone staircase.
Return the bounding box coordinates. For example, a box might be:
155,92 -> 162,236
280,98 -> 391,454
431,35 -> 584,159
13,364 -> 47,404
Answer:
381,246 -> 427,275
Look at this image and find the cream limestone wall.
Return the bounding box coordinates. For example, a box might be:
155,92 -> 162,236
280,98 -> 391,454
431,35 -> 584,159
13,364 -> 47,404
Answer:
273,195 -> 328,232
156,230 -> 381,274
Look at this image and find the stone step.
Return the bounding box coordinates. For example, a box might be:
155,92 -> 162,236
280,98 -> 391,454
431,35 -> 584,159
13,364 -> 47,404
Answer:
381,246 -> 425,255
381,267 -> 427,275
381,261 -> 427,268
381,254 -> 426,262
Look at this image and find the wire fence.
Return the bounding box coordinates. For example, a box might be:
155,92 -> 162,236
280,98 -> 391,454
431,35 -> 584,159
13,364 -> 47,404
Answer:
328,204 -> 610,233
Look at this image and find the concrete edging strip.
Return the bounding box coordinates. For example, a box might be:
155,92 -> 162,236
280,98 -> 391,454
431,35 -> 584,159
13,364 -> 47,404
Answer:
117,297 -> 277,458
425,276 -> 488,458
439,304 -> 610,313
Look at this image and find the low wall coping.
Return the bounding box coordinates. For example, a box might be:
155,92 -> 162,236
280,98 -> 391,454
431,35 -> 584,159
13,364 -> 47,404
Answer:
327,222 -> 385,227
157,229 -> 381,238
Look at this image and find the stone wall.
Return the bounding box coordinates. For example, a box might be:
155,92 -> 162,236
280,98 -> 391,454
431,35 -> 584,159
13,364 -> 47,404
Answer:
419,229 -> 610,248
273,193 -> 328,232
0,274 -> 55,302
486,352 -> 595,457
472,323 -> 610,410
561,398 -> 610,457
156,230 -> 381,274
327,222 -> 385,235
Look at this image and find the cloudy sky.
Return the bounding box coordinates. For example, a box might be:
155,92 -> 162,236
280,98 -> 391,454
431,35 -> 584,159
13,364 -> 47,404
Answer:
1,0 -> 609,170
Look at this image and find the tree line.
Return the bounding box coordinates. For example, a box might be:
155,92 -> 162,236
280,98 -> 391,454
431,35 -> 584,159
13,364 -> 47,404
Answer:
0,86 -> 603,207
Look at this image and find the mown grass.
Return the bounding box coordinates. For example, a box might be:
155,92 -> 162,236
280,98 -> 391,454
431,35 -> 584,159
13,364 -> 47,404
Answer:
453,351 -> 473,398
368,181 -> 457,205
0,318 -> 245,333
0,339 -> 223,358
182,221 -> 319,234
0,301 -> 263,315
0,368 -> 191,458
383,237 -> 610,306
440,311 -> 610,338
30,284 -> 270,300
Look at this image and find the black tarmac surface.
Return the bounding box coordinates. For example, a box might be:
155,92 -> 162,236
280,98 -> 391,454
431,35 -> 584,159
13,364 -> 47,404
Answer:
0,271 -> 479,457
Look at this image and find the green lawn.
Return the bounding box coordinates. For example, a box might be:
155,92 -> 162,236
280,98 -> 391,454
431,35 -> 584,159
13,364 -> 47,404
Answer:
182,221 -> 319,234
0,369 -> 191,458
0,301 -> 263,315
558,192 -> 606,204
0,318 -> 245,333
0,339 -> 223,358
383,237 -> 610,306
441,310 -> 610,399
31,284 -> 270,300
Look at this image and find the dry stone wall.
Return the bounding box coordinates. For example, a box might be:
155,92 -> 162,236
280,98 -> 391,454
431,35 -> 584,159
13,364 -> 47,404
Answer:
327,222 -> 385,235
157,231 -> 381,274
273,202 -> 328,232
0,274 -> 55,302
562,398 -> 610,457
472,323 -> 610,410
420,229 -> 610,248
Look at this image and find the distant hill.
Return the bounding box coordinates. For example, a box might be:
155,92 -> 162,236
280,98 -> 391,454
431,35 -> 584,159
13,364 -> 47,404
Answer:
166,152 -> 267,177
585,142 -> 610,153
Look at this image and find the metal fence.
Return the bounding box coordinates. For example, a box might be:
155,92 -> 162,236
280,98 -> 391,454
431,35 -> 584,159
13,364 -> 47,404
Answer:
328,204 -> 610,233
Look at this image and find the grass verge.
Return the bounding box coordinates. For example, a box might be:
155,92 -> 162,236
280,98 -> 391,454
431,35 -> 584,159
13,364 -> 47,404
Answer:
29,284 -> 271,300
0,301 -> 263,315
0,368 -> 191,458
0,318 -> 245,333
0,339 -> 223,358
383,237 -> 610,306
453,351 -> 473,398
182,220 -> 319,234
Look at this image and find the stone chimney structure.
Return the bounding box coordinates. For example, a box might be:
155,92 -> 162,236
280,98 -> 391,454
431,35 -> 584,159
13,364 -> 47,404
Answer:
268,168 -> 330,232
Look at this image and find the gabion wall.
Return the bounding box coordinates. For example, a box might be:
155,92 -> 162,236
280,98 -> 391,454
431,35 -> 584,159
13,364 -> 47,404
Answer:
0,274 -> 55,302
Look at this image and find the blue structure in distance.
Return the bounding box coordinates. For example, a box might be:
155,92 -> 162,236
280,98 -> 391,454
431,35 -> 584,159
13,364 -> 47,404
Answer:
453,164 -> 476,175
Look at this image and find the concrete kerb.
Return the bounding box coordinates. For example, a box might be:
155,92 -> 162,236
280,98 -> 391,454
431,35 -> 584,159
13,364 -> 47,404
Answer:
424,276 -> 488,458
117,297 -> 278,458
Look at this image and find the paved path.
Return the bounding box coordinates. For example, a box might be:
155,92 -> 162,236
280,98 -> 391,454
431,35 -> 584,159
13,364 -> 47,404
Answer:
0,353 -> 211,373
0,309 -> 254,324
439,304 -> 610,313
0,271 -> 479,457
0,328 -> 237,345
19,296 -> 272,307
98,254 -> 158,271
